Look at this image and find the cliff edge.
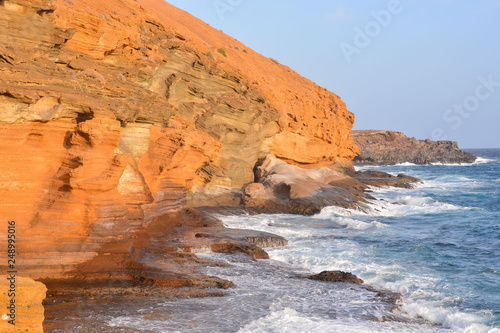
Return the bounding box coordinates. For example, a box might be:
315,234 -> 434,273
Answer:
352,130 -> 476,165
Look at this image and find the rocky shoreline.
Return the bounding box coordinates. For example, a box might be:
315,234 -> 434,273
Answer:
39,164 -> 420,331
352,130 -> 476,165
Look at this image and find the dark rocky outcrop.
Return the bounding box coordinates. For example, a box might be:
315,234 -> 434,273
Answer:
308,271 -> 364,284
352,130 -> 476,165
353,170 -> 421,189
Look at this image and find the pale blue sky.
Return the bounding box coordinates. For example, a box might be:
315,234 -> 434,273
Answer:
166,0 -> 500,148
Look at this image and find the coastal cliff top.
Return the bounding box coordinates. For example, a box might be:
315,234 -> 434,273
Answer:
0,0 -> 359,164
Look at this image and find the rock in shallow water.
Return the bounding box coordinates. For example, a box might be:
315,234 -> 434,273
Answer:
308,271 -> 364,284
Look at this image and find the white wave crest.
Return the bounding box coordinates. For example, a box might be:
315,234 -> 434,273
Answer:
396,162 -> 418,166
317,194 -> 470,219
355,157 -> 494,171
474,157 -> 494,164
237,307 -> 448,333
430,157 -> 493,166
402,301 -> 497,333
338,218 -> 389,230
269,243 -> 498,333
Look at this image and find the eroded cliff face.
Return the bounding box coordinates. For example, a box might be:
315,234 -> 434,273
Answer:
0,0 -> 358,280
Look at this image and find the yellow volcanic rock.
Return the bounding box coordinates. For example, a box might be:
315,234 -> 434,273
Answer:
0,276 -> 47,333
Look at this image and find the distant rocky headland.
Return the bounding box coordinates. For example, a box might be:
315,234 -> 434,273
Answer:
352,130 -> 476,165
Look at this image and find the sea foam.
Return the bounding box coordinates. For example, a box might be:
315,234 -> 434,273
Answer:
237,307 -> 450,333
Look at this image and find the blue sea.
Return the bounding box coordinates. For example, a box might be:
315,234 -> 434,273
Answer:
105,149 -> 500,333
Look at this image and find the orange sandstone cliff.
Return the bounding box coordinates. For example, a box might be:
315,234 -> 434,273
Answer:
0,0 -> 359,284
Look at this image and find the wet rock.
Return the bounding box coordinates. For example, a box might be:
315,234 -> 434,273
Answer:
308,271 -> 364,284
366,287 -> 403,306
189,227 -> 288,259
352,170 -> 421,189
193,227 -> 288,248
244,234 -> 289,248
209,243 -> 270,260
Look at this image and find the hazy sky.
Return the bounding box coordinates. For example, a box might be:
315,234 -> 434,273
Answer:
166,0 -> 500,148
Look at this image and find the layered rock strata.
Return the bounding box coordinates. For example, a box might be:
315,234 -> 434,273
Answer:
0,0 -> 358,282
352,130 -> 476,165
